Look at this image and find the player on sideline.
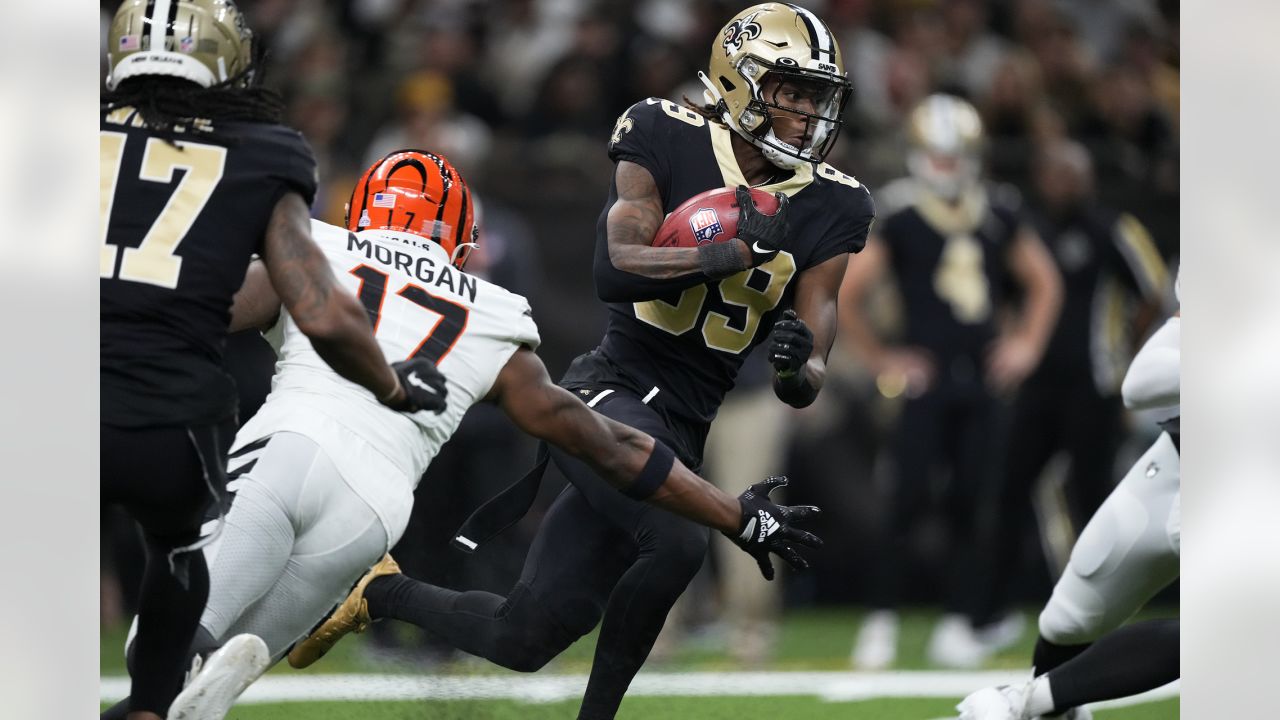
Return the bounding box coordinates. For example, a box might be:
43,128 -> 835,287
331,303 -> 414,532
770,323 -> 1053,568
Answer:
292,5 -> 873,718
107,148 -> 822,720
957,272 -> 1181,719
100,2 -> 446,718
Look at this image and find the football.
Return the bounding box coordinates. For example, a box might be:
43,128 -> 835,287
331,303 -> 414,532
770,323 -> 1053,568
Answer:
652,186 -> 782,248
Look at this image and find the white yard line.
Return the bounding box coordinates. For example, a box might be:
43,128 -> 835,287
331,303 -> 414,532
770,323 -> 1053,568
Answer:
100,671 -> 1179,709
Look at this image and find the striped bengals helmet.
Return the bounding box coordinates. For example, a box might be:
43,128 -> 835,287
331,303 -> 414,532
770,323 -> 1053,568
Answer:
346,149 -> 478,269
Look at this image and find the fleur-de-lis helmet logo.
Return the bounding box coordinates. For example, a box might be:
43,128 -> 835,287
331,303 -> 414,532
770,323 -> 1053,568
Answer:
722,11 -> 763,55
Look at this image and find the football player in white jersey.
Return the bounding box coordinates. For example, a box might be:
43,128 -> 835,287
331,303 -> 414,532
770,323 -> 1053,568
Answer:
114,149 -> 822,720
958,271 -> 1180,720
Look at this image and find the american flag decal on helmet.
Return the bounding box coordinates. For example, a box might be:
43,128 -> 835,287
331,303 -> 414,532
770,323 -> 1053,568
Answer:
689,208 -> 724,244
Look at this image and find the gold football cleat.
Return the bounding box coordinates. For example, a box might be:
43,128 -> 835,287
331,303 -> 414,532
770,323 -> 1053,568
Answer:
287,553 -> 402,669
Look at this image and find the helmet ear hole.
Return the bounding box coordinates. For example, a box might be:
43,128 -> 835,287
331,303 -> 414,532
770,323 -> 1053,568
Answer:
720,76 -> 737,93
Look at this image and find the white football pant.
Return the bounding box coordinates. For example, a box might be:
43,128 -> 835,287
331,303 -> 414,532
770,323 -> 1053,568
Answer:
199,431 -> 389,662
1038,432 -> 1180,645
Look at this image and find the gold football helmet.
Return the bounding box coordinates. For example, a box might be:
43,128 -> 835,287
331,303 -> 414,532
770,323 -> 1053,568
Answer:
105,0 -> 253,90
699,3 -> 853,169
905,94 -> 985,200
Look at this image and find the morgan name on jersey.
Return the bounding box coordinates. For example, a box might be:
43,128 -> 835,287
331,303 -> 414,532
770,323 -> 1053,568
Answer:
238,220 -> 539,542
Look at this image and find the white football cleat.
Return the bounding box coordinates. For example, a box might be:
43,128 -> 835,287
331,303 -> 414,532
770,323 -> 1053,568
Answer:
167,633 -> 269,720
851,609 -> 899,670
956,684 -> 1029,720
927,614 -> 991,669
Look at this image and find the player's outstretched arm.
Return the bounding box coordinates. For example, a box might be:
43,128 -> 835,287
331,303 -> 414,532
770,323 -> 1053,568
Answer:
595,163 -> 786,302
487,347 -> 822,578
259,192 -> 446,413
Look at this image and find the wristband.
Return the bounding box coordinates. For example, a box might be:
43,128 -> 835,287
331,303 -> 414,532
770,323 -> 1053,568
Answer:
624,441 -> 676,500
698,241 -> 749,279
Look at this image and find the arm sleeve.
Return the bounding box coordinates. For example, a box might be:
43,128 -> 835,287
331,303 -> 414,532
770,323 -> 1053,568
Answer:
1121,316 -> 1180,411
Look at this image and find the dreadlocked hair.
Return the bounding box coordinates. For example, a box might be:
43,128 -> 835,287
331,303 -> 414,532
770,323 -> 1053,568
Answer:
682,95 -> 727,127
102,46 -> 284,136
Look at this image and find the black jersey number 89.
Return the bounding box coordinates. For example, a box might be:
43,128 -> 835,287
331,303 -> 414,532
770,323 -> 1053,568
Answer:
634,251 -> 797,354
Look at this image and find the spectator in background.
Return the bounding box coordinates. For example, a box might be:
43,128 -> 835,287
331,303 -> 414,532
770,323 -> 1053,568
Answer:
841,95 -> 1062,670
481,0 -> 580,119
980,50 -> 1065,189
364,70 -> 493,176
1015,1 -> 1095,133
938,0 -> 1010,102
995,140 -> 1168,559
826,0 -> 895,133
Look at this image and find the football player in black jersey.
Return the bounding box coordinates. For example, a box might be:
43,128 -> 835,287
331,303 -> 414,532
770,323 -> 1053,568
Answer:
100,3 -> 446,718
841,94 -> 1062,669
289,5 -> 873,719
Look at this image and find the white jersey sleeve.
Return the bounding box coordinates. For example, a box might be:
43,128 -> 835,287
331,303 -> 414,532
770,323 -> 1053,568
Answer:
234,220 -> 540,542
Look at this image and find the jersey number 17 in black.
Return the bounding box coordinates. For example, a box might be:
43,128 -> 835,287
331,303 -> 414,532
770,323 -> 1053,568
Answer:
349,264 -> 469,365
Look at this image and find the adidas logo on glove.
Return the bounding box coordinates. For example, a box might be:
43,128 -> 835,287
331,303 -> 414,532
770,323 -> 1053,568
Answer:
756,509 -> 779,543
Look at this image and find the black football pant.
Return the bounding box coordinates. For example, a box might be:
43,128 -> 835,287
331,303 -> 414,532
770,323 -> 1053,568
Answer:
867,380 -> 1009,624
365,389 -> 709,720
101,420 -> 232,717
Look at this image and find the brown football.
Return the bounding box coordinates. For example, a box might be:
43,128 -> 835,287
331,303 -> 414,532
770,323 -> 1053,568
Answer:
652,186 -> 782,248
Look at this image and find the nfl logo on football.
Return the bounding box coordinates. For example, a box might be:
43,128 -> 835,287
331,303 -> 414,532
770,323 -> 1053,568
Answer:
689,208 -> 723,244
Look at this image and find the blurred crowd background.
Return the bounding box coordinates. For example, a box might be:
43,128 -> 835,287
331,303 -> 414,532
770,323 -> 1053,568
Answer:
100,0 -> 1179,668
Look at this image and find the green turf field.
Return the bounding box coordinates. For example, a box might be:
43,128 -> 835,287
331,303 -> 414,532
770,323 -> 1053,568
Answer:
133,696 -> 1177,720
101,608 -> 1178,718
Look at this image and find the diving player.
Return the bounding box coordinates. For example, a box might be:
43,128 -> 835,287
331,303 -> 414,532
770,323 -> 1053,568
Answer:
957,272 -> 1181,719
109,148 -> 820,719
292,5 -> 873,718
100,2 -> 445,718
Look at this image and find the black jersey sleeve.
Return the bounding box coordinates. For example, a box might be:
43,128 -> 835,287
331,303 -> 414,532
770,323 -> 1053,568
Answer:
595,98 -> 718,302
607,98 -> 673,192
241,123 -> 319,208
806,168 -> 876,267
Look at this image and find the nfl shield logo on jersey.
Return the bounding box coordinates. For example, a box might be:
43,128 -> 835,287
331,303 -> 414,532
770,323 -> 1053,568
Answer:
689,208 -> 723,244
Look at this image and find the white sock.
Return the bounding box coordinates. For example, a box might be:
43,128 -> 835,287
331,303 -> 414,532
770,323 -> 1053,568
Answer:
1025,675 -> 1056,716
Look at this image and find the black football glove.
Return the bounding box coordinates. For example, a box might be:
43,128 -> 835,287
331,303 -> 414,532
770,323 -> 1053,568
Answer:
734,185 -> 790,266
381,358 -> 449,414
768,309 -> 814,378
725,475 -> 822,581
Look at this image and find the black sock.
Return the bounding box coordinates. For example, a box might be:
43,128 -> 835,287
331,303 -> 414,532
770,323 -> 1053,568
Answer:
1033,634 -> 1090,676
364,574 -> 569,672
1047,619 -> 1180,712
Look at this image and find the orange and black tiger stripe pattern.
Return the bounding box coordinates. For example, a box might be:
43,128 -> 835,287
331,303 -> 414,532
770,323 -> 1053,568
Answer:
346,149 -> 477,269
